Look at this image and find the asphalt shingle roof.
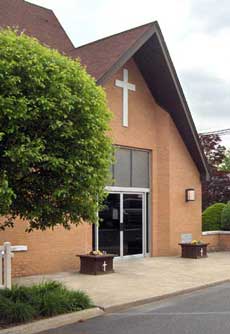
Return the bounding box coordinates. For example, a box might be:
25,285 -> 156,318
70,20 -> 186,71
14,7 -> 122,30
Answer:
0,0 -> 74,52
69,23 -> 153,80
0,3 -> 209,178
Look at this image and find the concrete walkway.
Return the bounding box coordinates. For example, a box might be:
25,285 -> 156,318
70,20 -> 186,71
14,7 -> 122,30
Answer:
14,252 -> 230,310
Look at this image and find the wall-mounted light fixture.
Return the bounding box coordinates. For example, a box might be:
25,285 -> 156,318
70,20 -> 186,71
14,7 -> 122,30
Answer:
185,188 -> 195,202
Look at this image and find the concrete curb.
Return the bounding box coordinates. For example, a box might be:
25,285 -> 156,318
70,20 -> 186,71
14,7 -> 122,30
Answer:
0,307 -> 104,334
103,279 -> 230,313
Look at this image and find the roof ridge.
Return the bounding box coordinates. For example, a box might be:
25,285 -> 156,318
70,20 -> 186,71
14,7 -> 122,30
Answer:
24,0 -> 74,49
24,0 -> 52,12
73,21 -> 156,51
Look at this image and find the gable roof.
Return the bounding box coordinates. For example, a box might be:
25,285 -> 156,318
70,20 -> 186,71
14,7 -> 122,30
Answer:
69,22 -> 153,81
0,3 -> 209,180
70,22 -> 210,180
0,0 -> 73,52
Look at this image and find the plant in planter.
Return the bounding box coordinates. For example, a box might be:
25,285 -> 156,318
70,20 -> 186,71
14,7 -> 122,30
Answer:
191,240 -> 203,245
88,250 -> 104,256
221,202 -> 230,230
78,250 -> 116,275
179,240 -> 209,259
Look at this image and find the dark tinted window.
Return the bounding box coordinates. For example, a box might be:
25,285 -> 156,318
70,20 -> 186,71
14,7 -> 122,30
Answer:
111,147 -> 150,188
114,148 -> 131,187
132,150 -> 149,188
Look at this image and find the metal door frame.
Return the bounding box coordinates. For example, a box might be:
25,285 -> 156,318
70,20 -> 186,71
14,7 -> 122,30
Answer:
95,187 -> 150,258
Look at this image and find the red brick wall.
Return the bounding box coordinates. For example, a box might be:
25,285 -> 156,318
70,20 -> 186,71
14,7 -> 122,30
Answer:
0,57 -> 203,276
105,58 -> 202,257
219,235 -> 230,251
201,233 -> 230,251
0,218 -> 92,277
201,234 -> 220,252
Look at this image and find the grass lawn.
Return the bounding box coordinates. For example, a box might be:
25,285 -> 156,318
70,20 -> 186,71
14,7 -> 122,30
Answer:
0,280 -> 94,328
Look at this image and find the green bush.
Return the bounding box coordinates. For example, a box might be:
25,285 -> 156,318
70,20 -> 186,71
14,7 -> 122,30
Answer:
221,202 -> 230,230
202,203 -> 226,231
65,290 -> 93,311
39,290 -> 71,317
39,285 -> 92,316
0,296 -> 35,324
0,281 -> 93,325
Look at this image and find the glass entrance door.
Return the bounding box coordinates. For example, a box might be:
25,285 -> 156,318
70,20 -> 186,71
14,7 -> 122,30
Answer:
98,193 -> 120,256
123,194 -> 143,256
98,193 -> 145,257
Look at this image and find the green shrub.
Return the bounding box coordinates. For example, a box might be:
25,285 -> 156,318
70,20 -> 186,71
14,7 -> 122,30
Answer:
29,280 -> 63,297
0,281 -> 93,325
0,296 -> 35,324
39,285 -> 93,317
64,290 -> 93,311
221,202 -> 230,230
6,285 -> 42,313
8,285 -> 38,303
202,203 -> 226,231
39,290 -> 70,317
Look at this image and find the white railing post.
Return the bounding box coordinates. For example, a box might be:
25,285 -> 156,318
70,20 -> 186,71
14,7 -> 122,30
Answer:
3,242 -> 12,289
0,250 -> 3,286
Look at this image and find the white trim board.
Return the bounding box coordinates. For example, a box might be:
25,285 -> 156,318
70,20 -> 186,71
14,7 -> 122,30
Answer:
105,186 -> 150,193
0,245 -> 28,252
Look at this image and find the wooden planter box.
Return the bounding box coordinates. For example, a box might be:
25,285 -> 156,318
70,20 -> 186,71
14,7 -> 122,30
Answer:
78,254 -> 115,275
179,243 -> 209,259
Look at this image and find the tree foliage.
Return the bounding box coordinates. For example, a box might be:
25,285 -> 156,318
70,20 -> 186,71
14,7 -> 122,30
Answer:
199,134 -> 226,168
0,29 -> 113,230
219,150 -> 230,172
199,134 -> 230,209
201,171 -> 230,209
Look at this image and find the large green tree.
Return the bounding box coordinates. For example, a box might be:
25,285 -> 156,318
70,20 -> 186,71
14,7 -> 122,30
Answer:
0,29 -> 113,231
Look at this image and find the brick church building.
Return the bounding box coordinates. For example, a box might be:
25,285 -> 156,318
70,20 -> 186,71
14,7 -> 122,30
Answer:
0,0 -> 209,276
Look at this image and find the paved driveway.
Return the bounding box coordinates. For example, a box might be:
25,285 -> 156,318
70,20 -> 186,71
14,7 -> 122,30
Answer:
15,252 -> 230,310
39,283 -> 230,334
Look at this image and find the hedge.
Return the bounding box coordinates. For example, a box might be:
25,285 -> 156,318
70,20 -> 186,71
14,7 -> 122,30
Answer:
221,202 -> 230,230
202,203 -> 226,231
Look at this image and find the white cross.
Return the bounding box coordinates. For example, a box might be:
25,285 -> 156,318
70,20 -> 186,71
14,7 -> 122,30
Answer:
102,261 -> 107,272
200,248 -> 203,257
115,68 -> 136,127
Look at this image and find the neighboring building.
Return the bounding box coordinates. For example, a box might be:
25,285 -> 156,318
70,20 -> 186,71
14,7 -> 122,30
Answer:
0,0 -> 73,52
0,0 -> 209,276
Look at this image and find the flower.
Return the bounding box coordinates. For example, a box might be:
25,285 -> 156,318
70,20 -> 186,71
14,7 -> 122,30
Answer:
89,250 -> 103,256
191,240 -> 203,245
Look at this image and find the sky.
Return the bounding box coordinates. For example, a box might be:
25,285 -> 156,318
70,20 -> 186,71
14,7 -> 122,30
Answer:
29,0 -> 230,148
